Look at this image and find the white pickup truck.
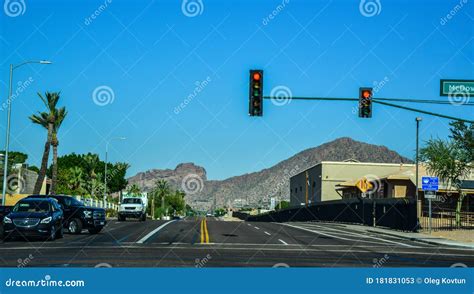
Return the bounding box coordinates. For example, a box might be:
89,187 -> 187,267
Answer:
118,194 -> 147,222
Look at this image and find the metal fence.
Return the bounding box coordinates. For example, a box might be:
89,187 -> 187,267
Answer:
236,198 -> 418,232
420,208 -> 474,231
73,196 -> 118,210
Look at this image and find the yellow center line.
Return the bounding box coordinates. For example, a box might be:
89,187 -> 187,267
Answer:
200,219 -> 205,244
204,218 -> 210,243
200,218 -> 210,244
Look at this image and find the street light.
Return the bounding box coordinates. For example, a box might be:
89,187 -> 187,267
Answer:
1,60 -> 52,206
104,137 -> 126,204
415,117 -> 422,222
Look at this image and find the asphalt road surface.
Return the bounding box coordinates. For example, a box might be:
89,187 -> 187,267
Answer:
0,217 -> 472,267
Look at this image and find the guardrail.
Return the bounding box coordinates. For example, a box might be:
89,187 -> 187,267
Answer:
236,198 -> 418,232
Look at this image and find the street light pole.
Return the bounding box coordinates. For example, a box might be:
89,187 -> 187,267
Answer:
103,137 -> 126,204
1,60 -> 51,206
415,117 -> 422,221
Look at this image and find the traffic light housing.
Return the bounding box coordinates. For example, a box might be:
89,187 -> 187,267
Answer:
359,87 -> 373,118
249,70 -> 263,116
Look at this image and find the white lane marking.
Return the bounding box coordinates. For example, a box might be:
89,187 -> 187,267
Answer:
136,220 -> 176,244
264,231 -> 271,236
278,223 -> 414,248
254,227 -> 260,230
278,239 -> 288,245
247,224 -> 252,226
1,246 -> 471,256
296,223 -> 416,248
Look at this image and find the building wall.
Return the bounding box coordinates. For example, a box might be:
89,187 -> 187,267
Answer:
290,161 -> 416,207
290,164 -> 322,207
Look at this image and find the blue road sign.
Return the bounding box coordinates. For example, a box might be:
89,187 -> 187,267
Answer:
422,176 -> 439,191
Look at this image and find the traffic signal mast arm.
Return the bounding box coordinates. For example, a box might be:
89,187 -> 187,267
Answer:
261,96 -> 473,123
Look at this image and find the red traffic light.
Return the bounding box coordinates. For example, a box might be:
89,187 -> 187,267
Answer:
362,90 -> 371,99
253,72 -> 261,81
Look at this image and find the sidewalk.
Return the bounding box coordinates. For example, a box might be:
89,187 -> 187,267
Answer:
317,222 -> 474,249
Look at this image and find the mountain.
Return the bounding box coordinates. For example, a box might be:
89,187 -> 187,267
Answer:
127,137 -> 412,210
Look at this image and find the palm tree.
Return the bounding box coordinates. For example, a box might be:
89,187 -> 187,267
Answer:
50,107 -> 67,195
68,166 -> 84,194
152,179 -> 170,217
29,92 -> 61,194
83,154 -> 100,196
126,184 -> 141,196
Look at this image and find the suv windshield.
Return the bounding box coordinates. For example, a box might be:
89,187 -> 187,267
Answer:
122,198 -> 142,204
13,201 -> 50,213
62,197 -> 84,207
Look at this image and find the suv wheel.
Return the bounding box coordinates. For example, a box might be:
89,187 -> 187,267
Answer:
141,214 -> 146,222
68,218 -> 83,234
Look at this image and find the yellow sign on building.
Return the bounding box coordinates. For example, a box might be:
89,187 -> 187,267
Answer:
356,178 -> 373,193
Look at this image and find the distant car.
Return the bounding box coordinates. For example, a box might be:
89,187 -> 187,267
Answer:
206,213 -> 213,217
2,198 -> 64,241
26,195 -> 106,234
118,197 -> 146,222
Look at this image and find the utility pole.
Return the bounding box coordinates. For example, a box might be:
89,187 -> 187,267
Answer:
415,117 -> 422,223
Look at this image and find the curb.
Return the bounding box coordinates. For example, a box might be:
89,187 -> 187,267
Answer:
367,229 -> 474,249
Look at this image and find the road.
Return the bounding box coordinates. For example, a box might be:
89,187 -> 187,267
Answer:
0,217 -> 472,267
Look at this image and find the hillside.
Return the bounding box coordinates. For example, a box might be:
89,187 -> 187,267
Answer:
127,137 -> 412,209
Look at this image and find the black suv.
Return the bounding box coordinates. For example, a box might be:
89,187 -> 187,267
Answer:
3,198 -> 64,241
27,195 -> 106,234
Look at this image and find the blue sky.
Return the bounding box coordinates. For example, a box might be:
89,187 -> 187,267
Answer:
0,0 -> 473,180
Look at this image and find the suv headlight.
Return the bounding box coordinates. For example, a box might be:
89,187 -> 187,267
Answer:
3,216 -> 12,224
40,217 -> 52,224
83,210 -> 92,218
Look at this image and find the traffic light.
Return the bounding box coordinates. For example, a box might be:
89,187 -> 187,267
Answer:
359,87 -> 373,118
249,70 -> 263,116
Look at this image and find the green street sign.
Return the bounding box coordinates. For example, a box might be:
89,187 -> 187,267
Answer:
440,79 -> 474,96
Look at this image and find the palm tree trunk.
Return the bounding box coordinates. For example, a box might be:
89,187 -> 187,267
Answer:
33,123 -> 53,194
50,142 -> 58,195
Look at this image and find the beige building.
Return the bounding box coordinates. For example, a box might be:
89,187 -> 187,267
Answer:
289,160 -> 474,207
